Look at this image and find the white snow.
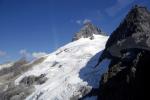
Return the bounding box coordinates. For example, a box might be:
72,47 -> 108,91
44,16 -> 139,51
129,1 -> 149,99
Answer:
15,35 -> 110,100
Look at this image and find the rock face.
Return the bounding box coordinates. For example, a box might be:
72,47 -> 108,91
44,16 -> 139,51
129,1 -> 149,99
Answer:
72,22 -> 107,41
98,5 -> 149,100
105,5 -> 150,57
20,74 -> 48,86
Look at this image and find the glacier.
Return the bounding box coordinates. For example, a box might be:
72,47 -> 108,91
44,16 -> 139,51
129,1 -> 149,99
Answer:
0,34 -> 109,100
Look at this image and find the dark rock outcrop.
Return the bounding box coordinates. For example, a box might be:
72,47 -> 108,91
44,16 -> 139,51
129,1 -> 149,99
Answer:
98,5 -> 150,100
20,74 -> 47,86
72,22 -> 107,41
98,48 -> 147,100
104,5 -> 150,57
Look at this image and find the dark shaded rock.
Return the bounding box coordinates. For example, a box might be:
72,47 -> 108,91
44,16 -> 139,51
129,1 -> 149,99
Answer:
98,48 -> 147,100
106,5 -> 150,49
97,5 -> 149,100
20,74 -> 48,86
72,22 -> 107,41
100,5 -> 150,58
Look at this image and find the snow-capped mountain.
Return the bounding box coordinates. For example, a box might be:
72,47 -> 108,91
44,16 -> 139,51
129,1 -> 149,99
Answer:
1,3 -> 149,100
0,24 -> 109,100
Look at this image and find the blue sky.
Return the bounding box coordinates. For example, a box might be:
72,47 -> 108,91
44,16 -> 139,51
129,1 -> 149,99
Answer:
0,0 -> 150,63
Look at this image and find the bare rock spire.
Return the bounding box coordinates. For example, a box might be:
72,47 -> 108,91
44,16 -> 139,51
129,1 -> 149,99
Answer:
72,22 -> 107,41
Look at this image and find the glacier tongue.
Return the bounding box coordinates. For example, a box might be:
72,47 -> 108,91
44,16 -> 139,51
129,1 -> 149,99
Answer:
15,35 -> 109,100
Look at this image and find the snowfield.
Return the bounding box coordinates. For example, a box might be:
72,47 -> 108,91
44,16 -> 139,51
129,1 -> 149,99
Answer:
15,35 -> 110,100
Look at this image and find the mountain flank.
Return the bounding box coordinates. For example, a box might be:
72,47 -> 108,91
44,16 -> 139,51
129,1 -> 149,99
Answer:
97,5 -> 149,100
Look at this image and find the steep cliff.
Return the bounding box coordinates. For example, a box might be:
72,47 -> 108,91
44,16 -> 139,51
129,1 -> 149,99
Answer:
98,5 -> 149,100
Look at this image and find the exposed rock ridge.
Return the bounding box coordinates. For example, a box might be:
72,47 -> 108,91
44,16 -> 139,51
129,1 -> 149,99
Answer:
106,5 -> 150,49
97,5 -> 149,100
72,22 -> 107,41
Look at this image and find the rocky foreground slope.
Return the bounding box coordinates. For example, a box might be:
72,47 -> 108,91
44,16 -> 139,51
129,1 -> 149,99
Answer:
97,5 -> 149,100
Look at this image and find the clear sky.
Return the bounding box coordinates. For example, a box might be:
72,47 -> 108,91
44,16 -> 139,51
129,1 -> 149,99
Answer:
0,0 -> 150,63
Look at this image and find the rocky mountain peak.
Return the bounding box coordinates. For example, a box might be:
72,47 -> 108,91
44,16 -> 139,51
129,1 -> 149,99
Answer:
72,22 -> 106,41
106,5 -> 150,49
96,5 -> 150,100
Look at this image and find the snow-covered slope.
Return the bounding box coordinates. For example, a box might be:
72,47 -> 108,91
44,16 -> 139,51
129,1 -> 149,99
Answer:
14,35 -> 109,100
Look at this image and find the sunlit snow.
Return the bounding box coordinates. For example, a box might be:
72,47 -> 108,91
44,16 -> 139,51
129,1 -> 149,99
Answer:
15,35 -> 110,100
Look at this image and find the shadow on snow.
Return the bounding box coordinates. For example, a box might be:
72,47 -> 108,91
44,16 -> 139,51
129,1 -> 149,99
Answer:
79,51 -> 110,99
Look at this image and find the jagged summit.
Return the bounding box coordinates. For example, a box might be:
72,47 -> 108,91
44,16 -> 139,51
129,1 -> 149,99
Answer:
97,5 -> 150,100
106,5 -> 150,50
72,22 -> 106,41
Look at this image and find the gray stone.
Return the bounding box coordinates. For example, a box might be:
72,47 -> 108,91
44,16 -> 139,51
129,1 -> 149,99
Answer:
72,22 -> 107,41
